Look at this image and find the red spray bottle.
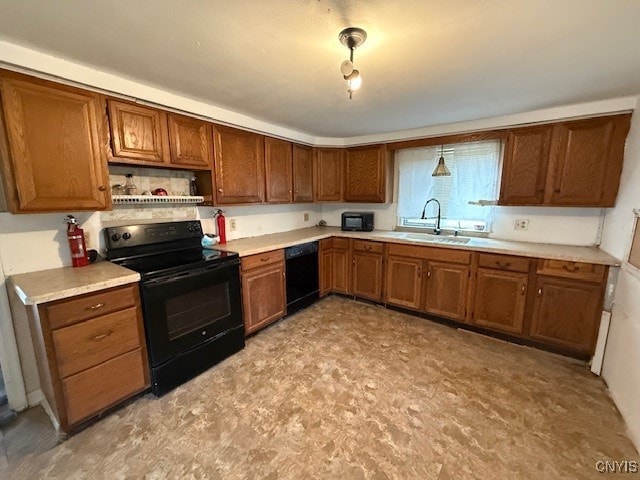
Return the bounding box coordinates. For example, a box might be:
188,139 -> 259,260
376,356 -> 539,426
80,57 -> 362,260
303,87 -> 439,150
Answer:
215,209 -> 227,244
65,215 -> 89,267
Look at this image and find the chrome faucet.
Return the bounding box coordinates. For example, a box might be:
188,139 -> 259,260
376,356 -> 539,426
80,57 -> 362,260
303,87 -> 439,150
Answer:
420,198 -> 442,235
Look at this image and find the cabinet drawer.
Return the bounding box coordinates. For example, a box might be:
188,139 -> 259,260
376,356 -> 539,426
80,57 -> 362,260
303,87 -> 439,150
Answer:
387,243 -> 471,265
333,238 -> 350,250
53,307 -> 141,378
241,249 -> 284,271
478,253 -> 530,273
46,284 -> 138,330
62,348 -> 147,426
537,259 -> 606,283
352,240 -> 383,254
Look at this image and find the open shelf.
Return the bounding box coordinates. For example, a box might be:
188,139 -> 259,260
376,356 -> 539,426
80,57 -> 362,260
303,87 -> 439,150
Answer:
112,195 -> 205,205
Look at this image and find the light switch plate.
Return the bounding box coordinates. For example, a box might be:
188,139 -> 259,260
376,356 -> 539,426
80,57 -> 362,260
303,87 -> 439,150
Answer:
513,218 -> 529,231
303,212 -> 309,222
228,218 -> 237,232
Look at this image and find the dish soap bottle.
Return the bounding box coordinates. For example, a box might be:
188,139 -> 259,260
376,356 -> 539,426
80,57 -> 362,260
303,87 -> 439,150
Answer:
124,174 -> 137,196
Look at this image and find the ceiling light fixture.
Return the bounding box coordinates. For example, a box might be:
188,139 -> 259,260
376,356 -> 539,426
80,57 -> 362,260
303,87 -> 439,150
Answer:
432,145 -> 451,177
339,27 -> 367,99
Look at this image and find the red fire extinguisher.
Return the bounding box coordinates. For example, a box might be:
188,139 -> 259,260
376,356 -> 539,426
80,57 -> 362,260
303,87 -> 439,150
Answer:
215,209 -> 227,244
65,215 -> 89,267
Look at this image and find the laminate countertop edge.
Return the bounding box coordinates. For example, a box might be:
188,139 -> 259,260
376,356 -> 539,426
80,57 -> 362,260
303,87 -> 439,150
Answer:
214,227 -> 621,266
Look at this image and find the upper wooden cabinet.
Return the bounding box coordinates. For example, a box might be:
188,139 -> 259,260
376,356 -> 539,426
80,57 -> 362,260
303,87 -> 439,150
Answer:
107,100 -> 170,166
292,144 -> 314,203
213,125 -> 265,204
264,137 -> 293,203
0,72 -> 111,213
499,114 -> 631,207
167,113 -> 213,170
499,125 -> 553,205
314,148 -> 343,201
344,145 -> 387,203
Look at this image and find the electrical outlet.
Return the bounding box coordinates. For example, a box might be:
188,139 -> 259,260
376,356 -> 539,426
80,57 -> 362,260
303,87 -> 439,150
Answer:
513,218 -> 529,231
229,218 -> 237,232
303,212 -> 309,222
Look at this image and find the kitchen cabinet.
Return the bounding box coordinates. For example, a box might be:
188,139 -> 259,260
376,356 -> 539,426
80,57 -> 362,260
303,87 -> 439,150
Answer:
423,261 -> 469,321
498,114 -> 631,207
292,144 -> 314,202
351,240 -> 384,301
213,125 -> 265,204
167,113 -> 213,170
107,99 -> 171,166
385,255 -> 423,310
530,275 -> 603,353
499,125 -> 553,205
314,148 -> 343,201
319,239 -> 333,296
331,238 -> 351,294
0,71 -> 111,213
265,137 -> 293,203
241,250 -> 286,335
472,268 -> 528,334
27,284 -> 149,431
344,145 -> 387,203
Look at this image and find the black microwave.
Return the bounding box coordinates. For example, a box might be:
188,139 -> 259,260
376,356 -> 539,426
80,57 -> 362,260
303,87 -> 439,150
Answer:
341,212 -> 374,232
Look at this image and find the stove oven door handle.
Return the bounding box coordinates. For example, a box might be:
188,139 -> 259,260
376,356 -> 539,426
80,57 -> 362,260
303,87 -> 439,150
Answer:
143,261 -> 237,286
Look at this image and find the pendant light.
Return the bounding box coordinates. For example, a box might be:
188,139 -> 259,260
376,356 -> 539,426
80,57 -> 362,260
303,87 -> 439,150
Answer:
338,27 -> 367,99
432,145 -> 451,177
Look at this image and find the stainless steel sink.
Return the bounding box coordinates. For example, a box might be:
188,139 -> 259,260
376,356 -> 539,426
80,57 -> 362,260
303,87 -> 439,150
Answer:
403,232 -> 471,244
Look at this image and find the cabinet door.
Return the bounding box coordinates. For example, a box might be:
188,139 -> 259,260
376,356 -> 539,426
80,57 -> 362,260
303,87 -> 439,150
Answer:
107,100 -> 170,165
331,248 -> 351,294
314,148 -> 343,201
264,137 -> 293,203
213,125 -> 265,204
352,251 -> 383,301
423,262 -> 469,321
385,256 -> 423,310
292,144 -> 313,202
530,276 -> 603,353
344,145 -> 387,203
0,74 -> 110,212
472,268 -> 527,334
167,113 -> 213,169
499,126 -> 552,205
319,248 -> 332,297
242,263 -> 286,335
549,116 -> 627,207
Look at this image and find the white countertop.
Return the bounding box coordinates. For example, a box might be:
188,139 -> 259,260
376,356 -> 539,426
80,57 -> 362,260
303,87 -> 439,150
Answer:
8,261 -> 141,306
214,226 -> 620,266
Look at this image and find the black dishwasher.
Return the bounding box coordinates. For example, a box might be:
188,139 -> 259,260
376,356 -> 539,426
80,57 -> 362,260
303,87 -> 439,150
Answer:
285,242 -> 319,315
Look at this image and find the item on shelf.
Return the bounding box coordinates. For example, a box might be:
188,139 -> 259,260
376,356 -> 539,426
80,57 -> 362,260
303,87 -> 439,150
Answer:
112,195 -> 204,205
142,190 -> 153,196
124,174 -> 137,195
65,215 -> 89,267
152,188 -> 168,196
190,177 -> 198,196
111,184 -> 125,195
201,234 -> 220,249
215,209 -> 227,244
318,220 -> 327,227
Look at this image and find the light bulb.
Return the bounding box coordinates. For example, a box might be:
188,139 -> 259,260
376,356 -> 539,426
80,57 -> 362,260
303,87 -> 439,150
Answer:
346,70 -> 362,90
340,60 -> 354,76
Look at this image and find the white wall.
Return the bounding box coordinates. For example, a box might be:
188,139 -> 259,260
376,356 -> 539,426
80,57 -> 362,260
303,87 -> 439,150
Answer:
600,99 -> 640,451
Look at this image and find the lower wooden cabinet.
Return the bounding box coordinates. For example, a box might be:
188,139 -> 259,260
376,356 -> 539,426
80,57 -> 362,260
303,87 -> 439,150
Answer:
385,255 -> 423,310
423,261 -> 469,321
319,239 -> 333,297
471,268 -> 528,334
530,275 -> 603,353
351,241 -> 384,301
241,250 -> 286,335
331,243 -> 351,295
28,283 -> 149,432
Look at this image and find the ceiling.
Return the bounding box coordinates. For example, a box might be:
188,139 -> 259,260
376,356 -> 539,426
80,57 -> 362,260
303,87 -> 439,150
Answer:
0,0 -> 639,137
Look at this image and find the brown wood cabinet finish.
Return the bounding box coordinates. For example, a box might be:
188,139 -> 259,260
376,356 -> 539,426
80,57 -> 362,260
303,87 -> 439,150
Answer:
472,268 -> 528,334
213,125 -> 265,204
107,100 -> 170,165
167,113 -> 213,169
264,137 -> 293,203
331,247 -> 351,295
314,148 -> 343,201
352,246 -> 384,301
292,144 -> 314,202
423,261 -> 469,321
530,276 -> 604,353
385,255 -> 423,310
0,72 -> 111,212
344,145 -> 387,203
499,126 -> 553,205
319,239 -> 333,297
241,253 -> 286,334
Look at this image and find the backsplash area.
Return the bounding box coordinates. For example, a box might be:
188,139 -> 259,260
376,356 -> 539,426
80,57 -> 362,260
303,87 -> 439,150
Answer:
109,165 -> 193,196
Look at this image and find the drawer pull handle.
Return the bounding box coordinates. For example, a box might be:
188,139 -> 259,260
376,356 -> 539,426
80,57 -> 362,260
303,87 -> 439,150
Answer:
537,288 -> 543,296
260,257 -> 269,262
562,264 -> 579,272
87,302 -> 106,310
521,285 -> 526,295
93,331 -> 112,341
496,261 -> 511,269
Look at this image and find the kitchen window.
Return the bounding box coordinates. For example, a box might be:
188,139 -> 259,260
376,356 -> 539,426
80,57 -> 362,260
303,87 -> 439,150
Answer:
397,140 -> 501,233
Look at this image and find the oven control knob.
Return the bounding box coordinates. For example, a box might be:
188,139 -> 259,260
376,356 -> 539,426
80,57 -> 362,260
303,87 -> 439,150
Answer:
201,330 -> 207,336
110,233 -> 121,242
187,225 -> 194,233
122,232 -> 132,240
